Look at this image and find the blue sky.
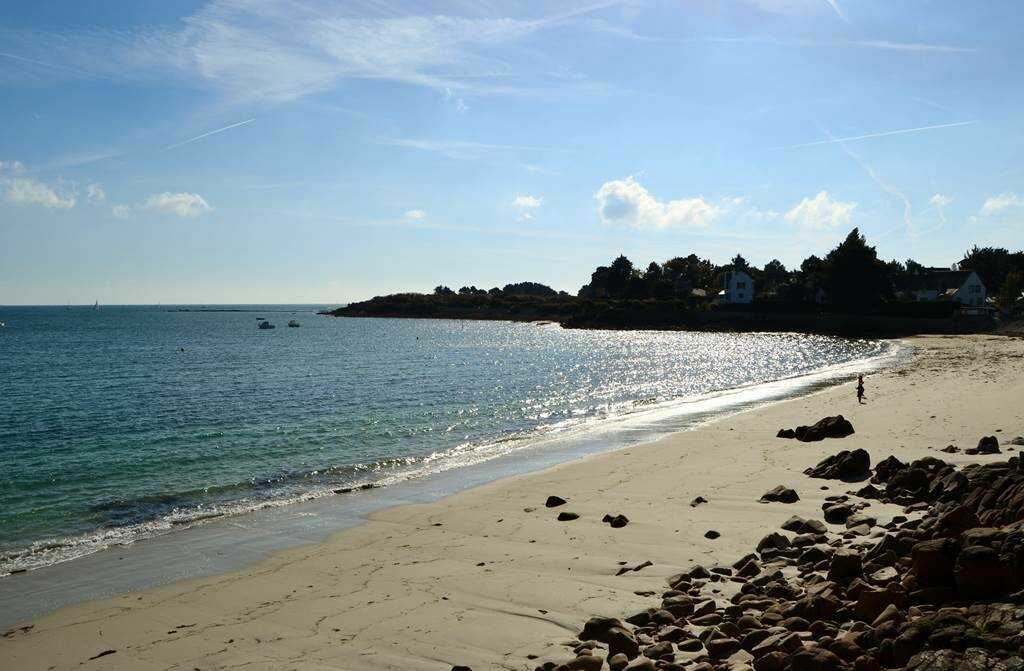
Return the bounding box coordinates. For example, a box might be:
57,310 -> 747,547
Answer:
2,0 -> 1022,304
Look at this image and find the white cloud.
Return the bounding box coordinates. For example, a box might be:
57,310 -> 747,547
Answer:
111,204 -> 132,219
513,194 -> 542,220
595,176 -> 723,230
404,209 -> 426,220
86,183 -> 105,202
784,191 -> 856,231
513,194 -> 542,209
980,193 -> 1024,216
144,192 -> 211,218
4,177 -> 76,209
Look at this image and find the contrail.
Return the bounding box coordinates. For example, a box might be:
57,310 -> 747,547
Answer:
168,118 -> 256,150
825,0 -> 849,23
0,51 -> 106,79
821,124 -> 915,235
775,120 -> 977,150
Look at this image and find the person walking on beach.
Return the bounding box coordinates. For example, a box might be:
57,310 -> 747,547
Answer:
857,375 -> 866,404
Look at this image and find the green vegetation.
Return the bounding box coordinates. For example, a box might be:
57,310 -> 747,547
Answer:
327,229 -> 1024,334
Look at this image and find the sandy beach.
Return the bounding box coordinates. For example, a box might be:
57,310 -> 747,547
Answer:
3,334 -> 1023,671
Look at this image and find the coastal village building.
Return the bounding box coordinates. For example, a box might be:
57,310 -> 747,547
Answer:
900,269 -> 987,308
718,270 -> 754,304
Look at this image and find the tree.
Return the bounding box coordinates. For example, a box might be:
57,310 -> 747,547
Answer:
731,254 -> 750,272
761,259 -> 789,296
434,285 -> 454,296
822,228 -> 890,311
905,259 -> 925,275
960,246 -> 1024,294
996,271 -> 1024,311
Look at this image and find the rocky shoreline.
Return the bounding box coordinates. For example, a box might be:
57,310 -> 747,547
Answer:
515,428 -> 1024,671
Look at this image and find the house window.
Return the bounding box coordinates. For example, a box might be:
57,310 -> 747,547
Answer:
737,282 -> 747,289
970,285 -> 981,293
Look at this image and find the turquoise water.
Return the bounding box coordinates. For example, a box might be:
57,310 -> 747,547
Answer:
0,305 -> 893,575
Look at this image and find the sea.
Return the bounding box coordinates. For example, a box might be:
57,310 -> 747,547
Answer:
0,305 -> 903,604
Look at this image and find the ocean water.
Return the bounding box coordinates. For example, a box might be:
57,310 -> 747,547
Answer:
0,305 -> 896,577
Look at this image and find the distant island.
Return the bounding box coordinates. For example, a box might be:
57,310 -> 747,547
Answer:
325,229 -> 1024,337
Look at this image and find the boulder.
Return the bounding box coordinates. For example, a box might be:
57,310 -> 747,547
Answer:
934,505 -> 980,537
603,514 -> 629,528
823,503 -> 854,524
557,512 -> 579,521
828,548 -> 863,581
805,449 -> 871,481
912,538 -> 958,588
561,656 -> 603,671
760,486 -> 800,504
756,532 -> 791,553
792,415 -> 855,442
777,429 -> 796,439
788,647 -> 851,671
965,435 -> 1001,455
955,544 -> 1014,600
545,496 -> 567,508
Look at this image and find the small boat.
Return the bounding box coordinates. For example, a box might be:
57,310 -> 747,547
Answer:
287,319 -> 300,328
257,319 -> 276,330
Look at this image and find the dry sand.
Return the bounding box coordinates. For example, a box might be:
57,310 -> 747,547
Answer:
3,334 -> 1023,671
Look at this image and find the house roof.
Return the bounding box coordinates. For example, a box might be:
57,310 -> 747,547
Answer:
900,270 -> 976,293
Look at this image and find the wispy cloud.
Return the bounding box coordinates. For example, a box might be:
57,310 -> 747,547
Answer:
699,36 -> 975,53
404,209 -> 426,220
980,193 -> 1024,216
1,1 -> 623,105
776,120 -> 977,150
380,137 -> 551,161
929,194 -> 952,224
167,118 -> 256,150
144,192 -> 211,218
513,194 -> 542,220
4,177 -> 76,209
86,183 -> 105,203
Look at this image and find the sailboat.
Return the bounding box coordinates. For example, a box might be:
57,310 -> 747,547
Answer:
93,301 -> 99,311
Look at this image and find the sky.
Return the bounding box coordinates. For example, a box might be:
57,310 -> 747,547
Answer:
1,0 -> 1023,305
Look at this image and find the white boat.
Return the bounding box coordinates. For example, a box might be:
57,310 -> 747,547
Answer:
257,320 -> 276,330
287,319 -> 300,328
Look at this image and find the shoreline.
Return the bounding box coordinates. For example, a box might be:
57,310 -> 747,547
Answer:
2,334 -> 1022,670
0,337 -> 902,592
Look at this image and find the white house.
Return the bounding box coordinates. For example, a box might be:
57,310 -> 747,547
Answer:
718,270 -> 754,304
903,269 -> 986,307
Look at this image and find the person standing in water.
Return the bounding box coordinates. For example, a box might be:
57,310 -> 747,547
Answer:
857,375 -> 866,404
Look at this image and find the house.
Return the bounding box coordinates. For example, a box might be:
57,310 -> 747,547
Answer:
717,270 -> 754,304
901,269 -> 987,308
